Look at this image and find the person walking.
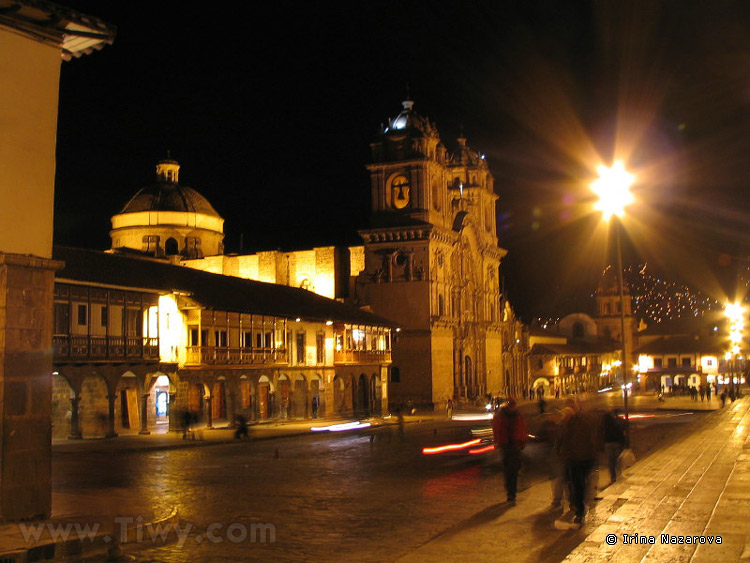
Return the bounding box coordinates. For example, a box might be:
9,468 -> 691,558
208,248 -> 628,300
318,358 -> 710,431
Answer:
492,397 -> 527,504
603,409 -> 626,483
556,399 -> 600,525
446,398 -> 454,419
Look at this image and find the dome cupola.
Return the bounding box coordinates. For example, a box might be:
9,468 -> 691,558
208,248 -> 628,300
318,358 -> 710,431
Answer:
110,159 -> 225,259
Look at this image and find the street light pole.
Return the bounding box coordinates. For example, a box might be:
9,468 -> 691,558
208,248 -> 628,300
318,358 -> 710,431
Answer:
591,160 -> 635,448
614,217 -> 631,447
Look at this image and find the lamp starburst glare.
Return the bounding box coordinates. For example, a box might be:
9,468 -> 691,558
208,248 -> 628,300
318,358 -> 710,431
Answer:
591,160 -> 635,220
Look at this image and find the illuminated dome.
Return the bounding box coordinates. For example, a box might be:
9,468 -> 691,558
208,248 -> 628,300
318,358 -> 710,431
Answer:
383,99 -> 439,138
119,160 -> 221,217
110,160 -> 224,259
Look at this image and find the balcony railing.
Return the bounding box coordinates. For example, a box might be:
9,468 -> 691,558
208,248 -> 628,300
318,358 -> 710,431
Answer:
185,346 -> 288,366
334,349 -> 392,365
53,335 -> 159,361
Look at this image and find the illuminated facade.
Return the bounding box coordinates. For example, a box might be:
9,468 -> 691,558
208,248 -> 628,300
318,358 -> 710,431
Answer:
51,247 -> 393,438
355,100 -> 509,407
633,319 -> 740,392
528,314 -> 619,395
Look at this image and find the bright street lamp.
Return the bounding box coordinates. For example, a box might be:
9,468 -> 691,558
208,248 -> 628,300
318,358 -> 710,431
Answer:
592,160 -> 635,447
724,302 -> 745,400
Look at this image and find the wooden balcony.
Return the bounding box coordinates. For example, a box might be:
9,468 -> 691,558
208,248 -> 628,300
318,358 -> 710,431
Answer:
334,349 -> 391,365
185,346 -> 288,366
53,335 -> 159,361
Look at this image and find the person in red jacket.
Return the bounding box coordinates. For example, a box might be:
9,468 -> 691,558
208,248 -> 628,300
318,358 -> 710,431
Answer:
493,397 -> 528,504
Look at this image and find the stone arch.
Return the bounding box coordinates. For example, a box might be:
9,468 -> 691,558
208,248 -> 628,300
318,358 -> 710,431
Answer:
257,375 -> 273,420
277,373 -> 291,419
310,374 -> 323,418
239,375 -> 256,420
114,371 -> 139,434
79,373 -> 109,438
358,373 -> 370,417
292,374 -> 307,418
51,372 -> 75,439
532,377 -> 550,396
333,375 -> 346,414
370,373 -> 382,415
165,237 -> 179,255
212,376 -> 227,421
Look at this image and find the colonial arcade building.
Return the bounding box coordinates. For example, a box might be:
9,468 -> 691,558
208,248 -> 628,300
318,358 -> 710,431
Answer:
51,247 -> 394,438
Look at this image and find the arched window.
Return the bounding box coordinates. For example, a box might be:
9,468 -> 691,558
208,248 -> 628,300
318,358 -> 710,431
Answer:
165,237 -> 179,255
573,322 -> 584,339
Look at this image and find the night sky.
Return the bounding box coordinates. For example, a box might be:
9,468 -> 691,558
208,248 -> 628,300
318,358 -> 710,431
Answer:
54,1 -> 750,320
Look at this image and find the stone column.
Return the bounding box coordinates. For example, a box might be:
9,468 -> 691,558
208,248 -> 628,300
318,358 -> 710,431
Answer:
68,397 -> 82,440
227,389 -> 236,428
205,394 -> 213,429
105,392 -> 117,438
0,253 -> 62,520
139,393 -> 150,435
168,393 -> 177,432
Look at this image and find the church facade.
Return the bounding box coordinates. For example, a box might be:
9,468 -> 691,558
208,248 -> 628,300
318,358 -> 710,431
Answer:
354,100 -> 510,408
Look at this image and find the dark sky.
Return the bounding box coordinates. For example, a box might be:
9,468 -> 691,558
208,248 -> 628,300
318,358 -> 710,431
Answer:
54,1 -> 750,320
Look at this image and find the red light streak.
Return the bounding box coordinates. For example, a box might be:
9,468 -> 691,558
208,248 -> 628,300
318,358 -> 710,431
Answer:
468,445 -> 495,455
422,438 -> 481,455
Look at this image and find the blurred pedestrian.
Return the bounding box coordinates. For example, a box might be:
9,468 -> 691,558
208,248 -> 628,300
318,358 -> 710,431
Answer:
539,411 -> 566,510
556,398 -> 600,525
234,414 -> 249,439
446,398 -> 454,419
603,409 -> 626,483
492,397 -> 527,504
396,407 -> 405,441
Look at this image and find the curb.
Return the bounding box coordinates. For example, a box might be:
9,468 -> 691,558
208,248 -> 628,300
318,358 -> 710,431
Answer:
52,421 -> 397,455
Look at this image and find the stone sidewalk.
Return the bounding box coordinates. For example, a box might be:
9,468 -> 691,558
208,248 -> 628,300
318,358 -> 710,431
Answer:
397,396 -> 748,563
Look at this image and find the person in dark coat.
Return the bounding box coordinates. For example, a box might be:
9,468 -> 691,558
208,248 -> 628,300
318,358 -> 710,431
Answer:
492,397 -> 528,504
556,399 -> 600,524
603,409 -> 626,483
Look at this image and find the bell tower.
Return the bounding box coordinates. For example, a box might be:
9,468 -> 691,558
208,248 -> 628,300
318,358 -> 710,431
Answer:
357,99 -> 508,410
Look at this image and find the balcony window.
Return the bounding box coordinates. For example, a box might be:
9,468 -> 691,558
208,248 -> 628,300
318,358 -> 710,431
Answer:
100,306 -> 108,327
54,303 -> 70,334
214,330 -> 228,348
316,332 -> 325,364
296,332 -> 306,364
654,358 -> 663,368
682,357 -> 691,368
77,304 -> 87,326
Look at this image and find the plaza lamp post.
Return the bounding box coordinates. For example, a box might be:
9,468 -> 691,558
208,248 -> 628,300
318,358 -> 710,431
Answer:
591,161 -> 635,447
724,302 -> 744,400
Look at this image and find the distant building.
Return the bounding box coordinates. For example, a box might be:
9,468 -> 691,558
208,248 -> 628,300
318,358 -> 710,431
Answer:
633,317 -> 741,392
528,314 -> 618,396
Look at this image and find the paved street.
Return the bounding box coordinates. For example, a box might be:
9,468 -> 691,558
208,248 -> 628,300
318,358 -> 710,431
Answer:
45,394 -> 710,562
